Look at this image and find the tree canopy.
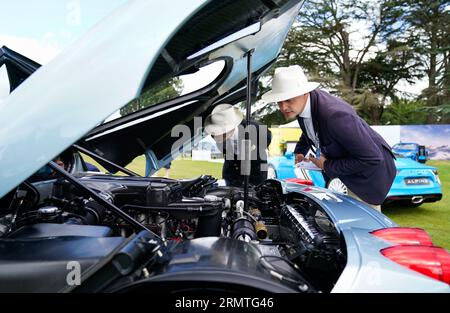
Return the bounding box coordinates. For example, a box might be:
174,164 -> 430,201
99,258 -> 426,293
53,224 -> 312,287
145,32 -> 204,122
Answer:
254,0 -> 449,126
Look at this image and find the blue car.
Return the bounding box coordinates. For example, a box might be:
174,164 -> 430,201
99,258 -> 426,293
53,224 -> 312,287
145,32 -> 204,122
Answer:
268,151 -> 442,207
392,142 -> 428,163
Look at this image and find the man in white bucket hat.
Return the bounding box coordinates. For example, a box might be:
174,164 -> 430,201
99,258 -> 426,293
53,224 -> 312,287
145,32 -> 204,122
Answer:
204,103 -> 271,187
262,65 -> 395,211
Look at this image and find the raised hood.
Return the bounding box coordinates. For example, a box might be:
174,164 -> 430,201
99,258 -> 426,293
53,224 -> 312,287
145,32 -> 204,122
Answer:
0,46 -> 41,92
0,0 -> 304,197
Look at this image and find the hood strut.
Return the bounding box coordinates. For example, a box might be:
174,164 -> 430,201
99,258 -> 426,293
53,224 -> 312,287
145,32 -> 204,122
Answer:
73,144 -> 140,177
243,49 -> 254,212
47,161 -> 166,257
48,161 -> 149,232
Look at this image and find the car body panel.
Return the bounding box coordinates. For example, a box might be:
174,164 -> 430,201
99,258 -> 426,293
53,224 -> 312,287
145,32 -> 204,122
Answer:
332,228 -> 450,292
269,154 -> 296,179
388,157 -> 441,198
283,182 -> 396,230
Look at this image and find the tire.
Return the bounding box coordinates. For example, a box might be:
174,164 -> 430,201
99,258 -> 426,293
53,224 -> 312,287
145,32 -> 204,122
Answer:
267,165 -> 277,179
326,178 -> 348,195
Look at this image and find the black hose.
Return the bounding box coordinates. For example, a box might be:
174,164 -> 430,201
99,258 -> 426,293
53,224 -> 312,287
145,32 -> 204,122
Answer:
121,202 -> 222,216
23,181 -> 40,208
120,203 -> 223,238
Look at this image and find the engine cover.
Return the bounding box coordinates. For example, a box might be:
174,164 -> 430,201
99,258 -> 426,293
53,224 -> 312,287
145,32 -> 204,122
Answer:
57,175 -> 183,207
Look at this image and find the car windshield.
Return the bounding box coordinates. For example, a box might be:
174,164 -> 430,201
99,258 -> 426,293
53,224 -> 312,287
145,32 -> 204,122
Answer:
103,60 -> 225,123
394,144 -> 416,150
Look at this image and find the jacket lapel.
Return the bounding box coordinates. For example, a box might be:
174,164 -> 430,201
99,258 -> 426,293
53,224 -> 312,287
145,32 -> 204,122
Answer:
297,117 -> 315,150
309,90 -> 325,145
309,90 -> 320,132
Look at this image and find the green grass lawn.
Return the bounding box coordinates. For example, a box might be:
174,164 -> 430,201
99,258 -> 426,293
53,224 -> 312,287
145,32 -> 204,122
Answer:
145,158 -> 223,179
86,154 -> 449,250
82,154 -> 223,179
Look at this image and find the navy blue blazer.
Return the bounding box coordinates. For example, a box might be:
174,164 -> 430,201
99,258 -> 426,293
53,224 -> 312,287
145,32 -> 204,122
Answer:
219,120 -> 272,187
294,89 -> 396,205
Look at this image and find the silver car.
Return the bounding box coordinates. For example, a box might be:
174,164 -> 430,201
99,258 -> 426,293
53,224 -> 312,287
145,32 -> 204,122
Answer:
0,0 -> 449,293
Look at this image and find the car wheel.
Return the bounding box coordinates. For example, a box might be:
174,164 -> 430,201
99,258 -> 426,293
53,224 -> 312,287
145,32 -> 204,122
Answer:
267,165 -> 277,179
327,178 -> 348,195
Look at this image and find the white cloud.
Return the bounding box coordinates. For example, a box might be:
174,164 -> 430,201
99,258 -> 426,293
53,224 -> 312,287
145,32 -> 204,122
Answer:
180,60 -> 225,95
0,33 -> 63,64
395,78 -> 428,97
0,33 -> 64,100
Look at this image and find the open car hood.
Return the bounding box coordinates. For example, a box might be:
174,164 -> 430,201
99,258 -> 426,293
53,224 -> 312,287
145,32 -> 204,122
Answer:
0,0 -> 304,197
0,46 -> 41,92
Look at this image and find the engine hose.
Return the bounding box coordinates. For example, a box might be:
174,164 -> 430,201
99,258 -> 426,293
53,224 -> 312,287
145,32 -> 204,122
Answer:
120,204 -> 223,238
120,203 -> 222,216
231,217 -> 257,242
83,201 -> 106,224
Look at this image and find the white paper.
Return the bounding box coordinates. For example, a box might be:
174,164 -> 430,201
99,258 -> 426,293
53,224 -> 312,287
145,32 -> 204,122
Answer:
295,161 -> 322,171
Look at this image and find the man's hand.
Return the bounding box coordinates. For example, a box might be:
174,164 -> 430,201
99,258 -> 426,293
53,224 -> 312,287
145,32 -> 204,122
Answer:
295,153 -> 305,164
309,155 -> 327,170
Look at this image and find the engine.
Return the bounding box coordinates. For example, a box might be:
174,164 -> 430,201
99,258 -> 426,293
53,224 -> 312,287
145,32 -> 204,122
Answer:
0,175 -> 345,291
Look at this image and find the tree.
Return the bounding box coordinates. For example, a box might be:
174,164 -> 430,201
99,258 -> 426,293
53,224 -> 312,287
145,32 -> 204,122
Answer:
381,98 -> 428,124
254,0 -> 415,125
357,39 -> 424,122
120,77 -> 183,116
292,0 -> 406,92
394,0 -> 450,122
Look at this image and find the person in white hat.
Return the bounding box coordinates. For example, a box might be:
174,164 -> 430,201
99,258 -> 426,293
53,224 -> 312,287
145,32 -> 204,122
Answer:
204,103 -> 271,187
262,65 -> 396,211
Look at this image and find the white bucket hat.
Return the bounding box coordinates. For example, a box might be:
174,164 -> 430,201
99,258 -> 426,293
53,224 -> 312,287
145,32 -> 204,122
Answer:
204,103 -> 244,136
261,65 -> 320,103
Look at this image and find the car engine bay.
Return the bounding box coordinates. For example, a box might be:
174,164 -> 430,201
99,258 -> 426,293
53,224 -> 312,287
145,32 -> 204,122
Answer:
0,163 -> 346,292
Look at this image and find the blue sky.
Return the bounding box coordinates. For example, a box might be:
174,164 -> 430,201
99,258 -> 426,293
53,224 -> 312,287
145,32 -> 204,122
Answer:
401,125 -> 450,148
0,0 -> 428,102
1,0 -> 126,43
0,0 -> 127,98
